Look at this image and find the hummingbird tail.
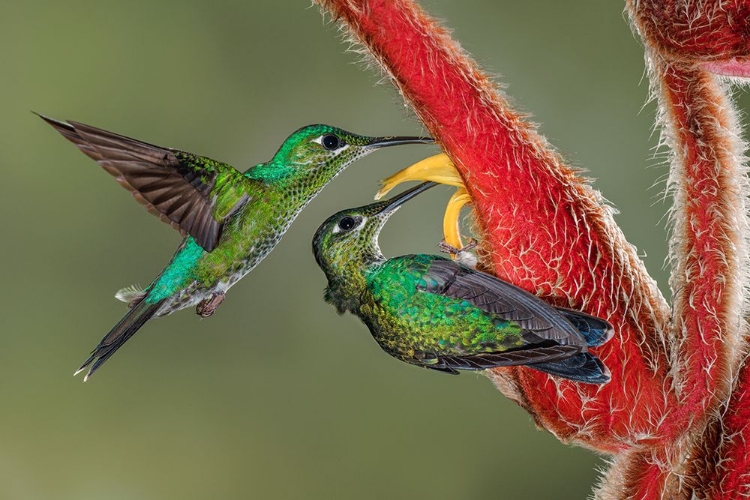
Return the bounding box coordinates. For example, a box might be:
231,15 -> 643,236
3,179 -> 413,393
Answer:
75,299 -> 164,381
555,308 -> 615,347
529,353 -> 611,384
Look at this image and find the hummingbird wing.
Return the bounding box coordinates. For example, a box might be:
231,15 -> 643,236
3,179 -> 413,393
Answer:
39,115 -> 251,252
554,308 -> 614,347
405,257 -> 613,380
415,257 -> 590,347
363,256 -> 596,373
411,343 -> 580,375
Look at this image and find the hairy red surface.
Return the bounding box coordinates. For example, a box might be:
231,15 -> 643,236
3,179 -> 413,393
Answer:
317,0 -> 671,455
317,0 -> 750,496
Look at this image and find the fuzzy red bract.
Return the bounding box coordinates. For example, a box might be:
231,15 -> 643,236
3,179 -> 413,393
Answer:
316,0 -> 750,497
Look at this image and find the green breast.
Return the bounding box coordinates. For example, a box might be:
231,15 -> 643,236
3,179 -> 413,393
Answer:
146,185 -> 296,302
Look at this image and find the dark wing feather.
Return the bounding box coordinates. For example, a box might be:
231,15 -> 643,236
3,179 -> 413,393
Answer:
555,308 -> 615,347
416,258 -> 587,348
416,342 -> 580,373
387,257 -> 613,382
530,353 -> 611,384
40,114 -> 250,252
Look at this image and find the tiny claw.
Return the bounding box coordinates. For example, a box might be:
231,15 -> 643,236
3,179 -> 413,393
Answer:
196,292 -> 225,318
439,238 -> 478,255
439,238 -> 479,268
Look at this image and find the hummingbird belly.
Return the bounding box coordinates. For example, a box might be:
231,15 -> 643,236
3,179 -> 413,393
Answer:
152,214 -> 294,317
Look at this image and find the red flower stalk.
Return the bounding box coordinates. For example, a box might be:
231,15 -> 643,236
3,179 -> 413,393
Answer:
316,0 -> 750,496
623,1 -> 750,497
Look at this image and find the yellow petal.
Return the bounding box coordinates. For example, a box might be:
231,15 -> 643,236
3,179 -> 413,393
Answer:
443,188 -> 472,252
378,153 -> 474,260
375,153 -> 465,200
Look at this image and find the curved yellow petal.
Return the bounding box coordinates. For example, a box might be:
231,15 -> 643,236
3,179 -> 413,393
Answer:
378,153 -> 474,260
443,188 -> 472,253
375,153 -> 465,200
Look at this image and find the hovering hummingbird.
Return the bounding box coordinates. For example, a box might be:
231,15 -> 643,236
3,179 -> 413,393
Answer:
39,114 -> 433,380
313,182 -> 613,383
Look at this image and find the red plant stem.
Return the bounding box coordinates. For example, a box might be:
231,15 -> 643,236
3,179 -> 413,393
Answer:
634,1 -> 750,63
623,0 -> 750,495
655,60 -> 745,439
621,451 -> 671,499
319,0 -> 750,495
315,0 -> 673,452
695,356 -> 750,497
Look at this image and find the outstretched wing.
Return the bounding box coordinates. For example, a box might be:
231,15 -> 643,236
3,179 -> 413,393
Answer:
415,257 -> 587,347
40,114 -> 251,252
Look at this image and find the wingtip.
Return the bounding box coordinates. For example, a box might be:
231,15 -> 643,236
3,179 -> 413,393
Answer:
33,110 -> 53,122
529,352 -> 612,385
35,112 -> 73,131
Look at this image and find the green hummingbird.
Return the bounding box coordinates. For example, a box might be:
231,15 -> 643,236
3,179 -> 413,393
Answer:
312,182 -> 613,383
39,114 -> 433,380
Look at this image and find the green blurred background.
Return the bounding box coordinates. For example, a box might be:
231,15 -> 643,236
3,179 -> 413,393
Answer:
3,1 -> 737,498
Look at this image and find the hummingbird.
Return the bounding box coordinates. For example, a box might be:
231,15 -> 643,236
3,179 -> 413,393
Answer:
312,182 -> 613,383
39,114 -> 433,380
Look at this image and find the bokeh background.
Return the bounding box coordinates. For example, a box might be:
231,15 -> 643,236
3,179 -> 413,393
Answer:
3,1 -> 744,498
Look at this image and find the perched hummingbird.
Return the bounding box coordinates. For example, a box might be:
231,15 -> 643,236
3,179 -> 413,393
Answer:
313,182 -> 613,383
39,114 -> 432,379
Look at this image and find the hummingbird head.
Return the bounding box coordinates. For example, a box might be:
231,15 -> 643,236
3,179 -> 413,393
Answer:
254,125 -> 433,186
313,182 -> 437,312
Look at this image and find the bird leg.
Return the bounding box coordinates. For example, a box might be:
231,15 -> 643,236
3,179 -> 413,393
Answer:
196,292 -> 225,318
439,238 -> 477,255
439,238 -> 479,268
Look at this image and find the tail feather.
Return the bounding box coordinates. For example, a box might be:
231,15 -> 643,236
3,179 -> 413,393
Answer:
528,352 -> 611,384
556,308 -> 614,347
76,299 -> 163,381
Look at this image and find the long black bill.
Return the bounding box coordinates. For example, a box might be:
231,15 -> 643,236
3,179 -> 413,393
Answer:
375,181 -> 438,215
366,136 -> 434,148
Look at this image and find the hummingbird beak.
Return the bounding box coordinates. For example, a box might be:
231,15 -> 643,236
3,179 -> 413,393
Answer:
365,136 -> 434,149
374,181 -> 438,216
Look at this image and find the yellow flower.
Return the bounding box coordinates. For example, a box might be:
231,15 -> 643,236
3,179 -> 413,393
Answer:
376,153 -> 472,256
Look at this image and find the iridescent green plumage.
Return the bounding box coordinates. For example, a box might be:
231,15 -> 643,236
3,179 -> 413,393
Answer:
39,114 -> 432,379
364,255 -> 524,356
313,183 -> 613,383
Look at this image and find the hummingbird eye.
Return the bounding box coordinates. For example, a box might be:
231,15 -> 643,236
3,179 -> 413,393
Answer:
321,134 -> 341,151
338,216 -> 357,231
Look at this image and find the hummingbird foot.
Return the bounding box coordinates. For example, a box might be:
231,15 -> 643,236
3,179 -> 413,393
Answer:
439,238 -> 477,255
439,238 -> 478,268
196,292 -> 225,318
